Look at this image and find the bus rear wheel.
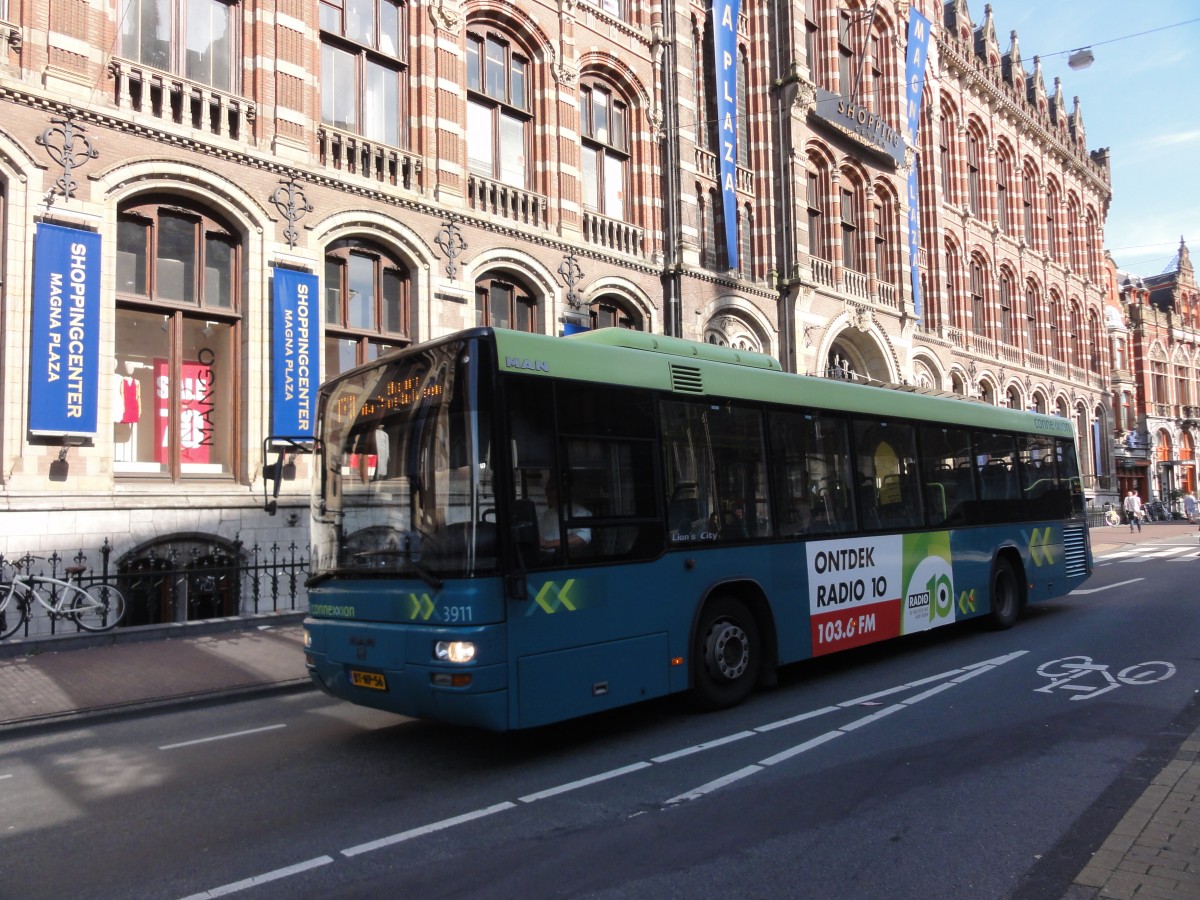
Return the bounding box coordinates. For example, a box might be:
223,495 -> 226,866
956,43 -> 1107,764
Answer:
692,596 -> 761,710
987,557 -> 1022,630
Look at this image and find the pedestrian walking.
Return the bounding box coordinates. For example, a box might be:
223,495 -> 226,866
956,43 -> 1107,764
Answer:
1185,494 -> 1197,525
1123,491 -> 1142,533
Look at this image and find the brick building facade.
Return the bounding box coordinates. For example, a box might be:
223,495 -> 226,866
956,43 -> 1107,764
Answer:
1109,241 -> 1200,512
0,0 -> 1114,623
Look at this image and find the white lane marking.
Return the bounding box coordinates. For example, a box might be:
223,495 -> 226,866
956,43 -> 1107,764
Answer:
665,765 -> 765,803
652,731 -> 756,763
160,724 -> 286,750
178,856 -> 333,899
1146,547 -> 1190,557
518,762 -> 652,803
0,774 -> 12,780
342,802 -> 517,857
666,650 -> 1028,805
1070,577 -> 1144,595
187,651 -> 1025,895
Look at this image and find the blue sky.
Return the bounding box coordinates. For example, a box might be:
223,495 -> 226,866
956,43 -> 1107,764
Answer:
981,1 -> 1200,276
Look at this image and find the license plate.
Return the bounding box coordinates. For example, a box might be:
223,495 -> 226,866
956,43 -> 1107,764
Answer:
350,669 -> 388,691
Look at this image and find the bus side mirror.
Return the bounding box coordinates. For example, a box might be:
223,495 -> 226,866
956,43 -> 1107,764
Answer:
263,456 -> 284,515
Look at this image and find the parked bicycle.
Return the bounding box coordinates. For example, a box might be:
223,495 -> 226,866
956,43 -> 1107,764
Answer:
0,556 -> 126,639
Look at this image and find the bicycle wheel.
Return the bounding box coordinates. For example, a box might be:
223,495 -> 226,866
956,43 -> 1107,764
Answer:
0,582 -> 28,640
71,583 -> 127,632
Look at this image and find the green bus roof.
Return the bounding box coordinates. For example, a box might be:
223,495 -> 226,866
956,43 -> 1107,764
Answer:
490,328 -> 1074,439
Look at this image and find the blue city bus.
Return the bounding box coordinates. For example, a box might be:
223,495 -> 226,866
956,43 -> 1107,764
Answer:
288,327 -> 1091,731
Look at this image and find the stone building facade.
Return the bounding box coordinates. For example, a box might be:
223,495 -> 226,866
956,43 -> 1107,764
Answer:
1108,242 -> 1200,512
0,0 -> 1114,623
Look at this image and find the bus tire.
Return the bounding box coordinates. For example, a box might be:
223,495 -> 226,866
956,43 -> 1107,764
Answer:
691,595 -> 761,710
987,556 -> 1022,630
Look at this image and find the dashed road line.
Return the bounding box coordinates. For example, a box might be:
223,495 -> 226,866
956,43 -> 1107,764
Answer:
160,724 -> 286,751
180,650 -> 1025,899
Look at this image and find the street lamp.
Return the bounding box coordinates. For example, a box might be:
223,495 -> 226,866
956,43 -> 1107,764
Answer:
1067,48 -> 1094,70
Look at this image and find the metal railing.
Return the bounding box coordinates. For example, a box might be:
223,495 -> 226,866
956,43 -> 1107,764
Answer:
0,539 -> 310,642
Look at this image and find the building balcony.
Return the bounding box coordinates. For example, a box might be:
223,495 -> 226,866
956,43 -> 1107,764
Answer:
467,175 -> 548,230
810,256 -> 835,288
842,267 -> 869,299
582,210 -> 645,259
317,127 -> 422,192
108,60 -> 255,144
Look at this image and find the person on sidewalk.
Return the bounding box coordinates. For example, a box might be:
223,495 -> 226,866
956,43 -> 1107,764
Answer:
1123,491 -> 1142,533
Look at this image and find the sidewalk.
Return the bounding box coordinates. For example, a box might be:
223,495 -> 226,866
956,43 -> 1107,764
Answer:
2,525 -> 1200,898
0,613 -> 311,732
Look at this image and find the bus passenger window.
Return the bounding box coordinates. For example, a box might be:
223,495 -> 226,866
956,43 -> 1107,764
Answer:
853,418 -> 922,531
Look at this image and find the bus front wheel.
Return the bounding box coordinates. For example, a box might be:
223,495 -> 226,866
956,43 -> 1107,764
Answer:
692,596 -> 761,709
987,556 -> 1022,630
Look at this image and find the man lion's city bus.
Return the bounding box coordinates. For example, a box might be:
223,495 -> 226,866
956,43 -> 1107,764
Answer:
288,327 -> 1090,731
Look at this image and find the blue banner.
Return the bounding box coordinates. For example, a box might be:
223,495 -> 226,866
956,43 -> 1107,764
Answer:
904,9 -> 932,319
271,267 -> 318,437
30,223 -> 101,436
713,0 -> 740,271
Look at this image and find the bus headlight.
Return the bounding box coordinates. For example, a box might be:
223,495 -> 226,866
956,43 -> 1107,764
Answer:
435,640 -> 476,663
303,629 -> 312,648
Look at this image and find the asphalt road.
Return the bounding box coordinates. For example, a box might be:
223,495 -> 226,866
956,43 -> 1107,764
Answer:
3,539 -> 1199,899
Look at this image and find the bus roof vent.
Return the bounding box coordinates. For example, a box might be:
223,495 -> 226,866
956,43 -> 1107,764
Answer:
670,363 -> 704,394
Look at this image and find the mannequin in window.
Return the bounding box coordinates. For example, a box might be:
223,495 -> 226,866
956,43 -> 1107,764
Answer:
113,360 -> 141,425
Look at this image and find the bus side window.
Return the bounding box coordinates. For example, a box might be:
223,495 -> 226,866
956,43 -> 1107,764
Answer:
917,425 -> 975,527
853,417 -> 922,531
768,409 -> 852,536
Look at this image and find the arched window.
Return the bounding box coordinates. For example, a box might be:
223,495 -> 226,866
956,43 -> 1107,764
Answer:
323,238 -> 412,378
945,241 -> 962,329
966,129 -> 982,218
840,180 -> 863,273
1047,293 -> 1063,360
701,188 -> 727,270
475,273 -> 542,333
1021,166 -> 1036,246
320,0 -> 407,146
1006,385 -> 1022,409
739,202 -> 754,280
873,187 -> 898,288
120,0 -> 239,91
467,28 -> 531,187
807,160 -> 829,261
999,269 -> 1014,345
969,257 -> 987,337
996,150 -> 1011,233
580,80 -> 629,220
114,196 -> 242,479
589,295 -> 644,330
1045,183 -> 1061,260
938,114 -> 954,202
1069,303 -> 1083,367
737,47 -> 750,168
1025,281 -> 1040,353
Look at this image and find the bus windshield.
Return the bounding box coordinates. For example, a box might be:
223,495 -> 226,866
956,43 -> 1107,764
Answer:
311,338 -> 497,580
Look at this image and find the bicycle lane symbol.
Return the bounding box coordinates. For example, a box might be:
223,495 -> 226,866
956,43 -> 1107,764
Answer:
1035,656 -> 1176,700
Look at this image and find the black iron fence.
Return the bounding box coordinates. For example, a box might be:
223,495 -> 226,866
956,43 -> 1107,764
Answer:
0,539 -> 310,641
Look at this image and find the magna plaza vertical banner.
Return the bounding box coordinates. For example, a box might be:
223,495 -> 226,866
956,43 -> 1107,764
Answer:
904,9 -> 932,319
271,267 -> 318,437
712,0 -> 740,271
29,223 -> 101,437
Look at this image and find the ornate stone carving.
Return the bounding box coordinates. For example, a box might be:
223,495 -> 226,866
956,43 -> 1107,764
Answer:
428,0 -> 463,33
792,77 -> 817,118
